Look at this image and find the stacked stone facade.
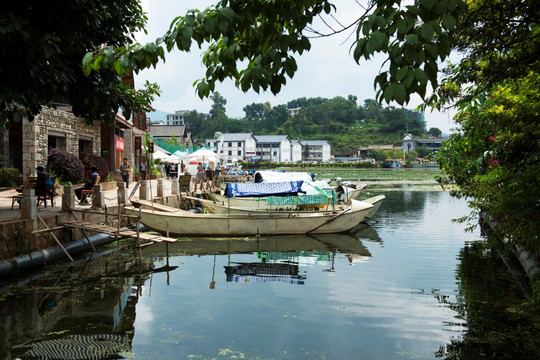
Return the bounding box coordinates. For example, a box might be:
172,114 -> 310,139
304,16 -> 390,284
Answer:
22,107 -> 101,178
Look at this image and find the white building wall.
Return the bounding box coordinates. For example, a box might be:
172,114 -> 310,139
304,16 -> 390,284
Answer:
322,143 -> 331,162
291,142 -> 303,163
245,137 -> 257,160
280,138 -> 291,162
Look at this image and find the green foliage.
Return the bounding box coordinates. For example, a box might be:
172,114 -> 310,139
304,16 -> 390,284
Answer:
84,0 -> 467,106
436,73 -> 540,254
415,146 -> 430,158
427,0 -> 540,109
355,0 -> 467,104
0,0 -> 160,128
428,127 -> 442,138
431,0 -> 540,264
0,167 -> 21,187
47,148 -> 84,184
186,94 -> 423,151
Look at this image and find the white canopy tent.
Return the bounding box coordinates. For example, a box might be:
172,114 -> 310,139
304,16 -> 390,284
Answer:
186,148 -> 218,175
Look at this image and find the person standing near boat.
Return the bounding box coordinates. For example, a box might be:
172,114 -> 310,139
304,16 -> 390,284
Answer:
139,157 -> 148,180
120,157 -> 131,188
196,162 -> 205,186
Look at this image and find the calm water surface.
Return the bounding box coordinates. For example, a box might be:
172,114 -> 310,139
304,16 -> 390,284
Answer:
0,190 -> 534,359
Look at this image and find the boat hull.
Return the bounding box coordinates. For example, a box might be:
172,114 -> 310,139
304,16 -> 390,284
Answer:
127,199 -> 372,236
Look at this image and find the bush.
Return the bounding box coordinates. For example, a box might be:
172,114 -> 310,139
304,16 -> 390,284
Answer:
79,152 -> 109,180
47,148 -> 84,184
0,167 -> 21,187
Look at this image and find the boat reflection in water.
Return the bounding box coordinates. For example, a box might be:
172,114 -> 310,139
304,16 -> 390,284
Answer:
221,232 -> 373,285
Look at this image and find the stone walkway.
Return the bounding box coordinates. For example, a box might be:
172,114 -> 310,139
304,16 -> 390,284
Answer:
0,178 -> 185,223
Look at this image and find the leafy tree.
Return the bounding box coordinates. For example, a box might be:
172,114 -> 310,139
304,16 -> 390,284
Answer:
415,146 -> 431,158
85,0 -> 466,106
430,0 -> 540,290
369,149 -> 386,162
436,74 -> 540,253
263,105 -> 289,133
243,103 -> 267,121
428,127 -> 442,138
1,0 -> 160,128
184,110 -> 206,136
363,99 -> 382,121
209,91 -> 227,118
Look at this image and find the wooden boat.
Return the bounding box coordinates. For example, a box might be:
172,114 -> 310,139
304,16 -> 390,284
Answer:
192,195 -> 347,214
126,198 -> 373,236
359,195 -> 385,219
207,183 -> 365,209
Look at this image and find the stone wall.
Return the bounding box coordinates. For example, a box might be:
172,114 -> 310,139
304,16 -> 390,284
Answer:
22,107 -> 101,178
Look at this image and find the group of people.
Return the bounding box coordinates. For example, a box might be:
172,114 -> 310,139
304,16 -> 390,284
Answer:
35,164 -> 99,203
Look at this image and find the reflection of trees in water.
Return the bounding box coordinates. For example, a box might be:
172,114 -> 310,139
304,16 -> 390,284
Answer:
2,255 -> 157,360
437,242 -> 540,359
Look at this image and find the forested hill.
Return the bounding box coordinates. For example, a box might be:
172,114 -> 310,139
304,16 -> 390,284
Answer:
183,93 -> 442,154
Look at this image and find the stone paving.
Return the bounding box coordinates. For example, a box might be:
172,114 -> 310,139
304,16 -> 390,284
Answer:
0,178 -> 186,223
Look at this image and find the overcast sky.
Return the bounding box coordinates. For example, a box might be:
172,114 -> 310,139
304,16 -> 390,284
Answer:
135,0 -> 457,133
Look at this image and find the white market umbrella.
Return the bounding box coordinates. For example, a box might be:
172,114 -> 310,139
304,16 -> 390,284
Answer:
165,154 -> 181,164
188,148 -> 217,164
172,150 -> 187,159
152,150 -> 169,161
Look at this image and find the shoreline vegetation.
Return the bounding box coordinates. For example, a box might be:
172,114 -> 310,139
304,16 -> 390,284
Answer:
274,167 -> 443,191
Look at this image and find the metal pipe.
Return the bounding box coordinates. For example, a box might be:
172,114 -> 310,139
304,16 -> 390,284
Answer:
0,224 -> 146,279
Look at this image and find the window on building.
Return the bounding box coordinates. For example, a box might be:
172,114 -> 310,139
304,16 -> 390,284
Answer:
78,136 -> 93,154
48,131 -> 66,150
228,142 -> 232,147
237,151 -> 241,156
228,151 -> 232,155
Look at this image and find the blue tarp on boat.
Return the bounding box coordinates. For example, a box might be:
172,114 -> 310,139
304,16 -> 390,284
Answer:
225,181 -> 305,198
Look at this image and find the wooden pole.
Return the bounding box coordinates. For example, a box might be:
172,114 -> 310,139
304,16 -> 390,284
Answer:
137,207 -> 142,260
117,192 -> 121,250
166,219 -> 170,266
36,213 -> 74,262
65,202 -> 96,252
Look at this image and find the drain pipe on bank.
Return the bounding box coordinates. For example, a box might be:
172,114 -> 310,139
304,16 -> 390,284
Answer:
0,224 -> 148,279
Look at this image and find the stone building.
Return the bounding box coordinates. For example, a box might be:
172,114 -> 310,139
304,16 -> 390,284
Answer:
1,106 -> 140,181
1,107 -> 101,179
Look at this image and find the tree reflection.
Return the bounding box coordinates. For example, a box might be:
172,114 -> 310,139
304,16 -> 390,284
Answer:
438,242 -> 540,360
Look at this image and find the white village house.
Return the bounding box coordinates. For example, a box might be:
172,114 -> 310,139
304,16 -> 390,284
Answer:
205,133 -> 331,163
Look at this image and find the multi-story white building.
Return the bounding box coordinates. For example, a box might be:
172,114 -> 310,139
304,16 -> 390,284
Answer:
301,140 -> 332,162
166,110 -> 189,126
205,133 -> 331,164
166,110 -> 210,126
291,140 -> 303,163
206,133 -> 257,163
254,135 -> 292,163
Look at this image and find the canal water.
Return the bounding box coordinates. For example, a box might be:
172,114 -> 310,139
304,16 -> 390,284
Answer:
1,190 -> 538,359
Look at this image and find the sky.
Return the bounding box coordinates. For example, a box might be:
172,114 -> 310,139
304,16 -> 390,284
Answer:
135,0 -> 457,134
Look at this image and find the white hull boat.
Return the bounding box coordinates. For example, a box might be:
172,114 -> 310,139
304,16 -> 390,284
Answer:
126,198 -> 373,236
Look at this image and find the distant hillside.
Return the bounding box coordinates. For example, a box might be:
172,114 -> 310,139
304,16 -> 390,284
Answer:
147,109 -> 168,123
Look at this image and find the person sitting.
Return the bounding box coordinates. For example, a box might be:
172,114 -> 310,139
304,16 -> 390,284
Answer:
35,165 -> 54,206
35,166 -> 48,195
75,165 -> 100,203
